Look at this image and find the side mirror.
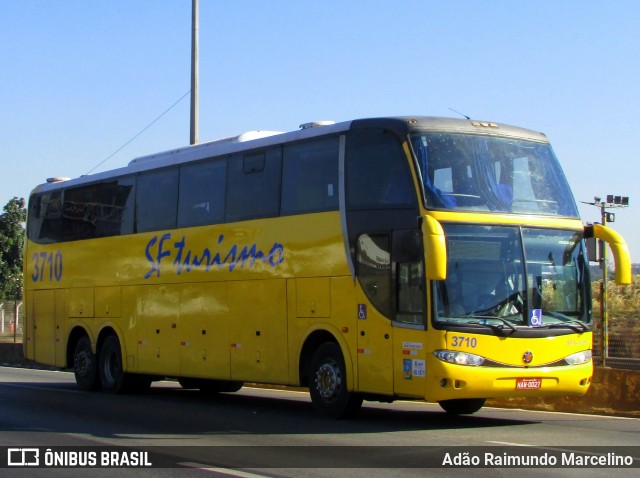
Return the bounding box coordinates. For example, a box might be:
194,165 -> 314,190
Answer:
422,216 -> 447,280
586,224 -> 631,285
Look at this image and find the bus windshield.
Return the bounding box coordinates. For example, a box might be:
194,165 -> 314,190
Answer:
410,133 -> 579,217
433,225 -> 591,328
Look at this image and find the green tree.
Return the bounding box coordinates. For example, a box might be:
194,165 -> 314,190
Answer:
0,197 -> 27,300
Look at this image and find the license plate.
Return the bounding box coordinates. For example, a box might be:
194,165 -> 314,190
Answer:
516,377 -> 542,390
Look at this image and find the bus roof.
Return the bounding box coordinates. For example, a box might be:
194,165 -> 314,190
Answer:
30,116 -> 548,196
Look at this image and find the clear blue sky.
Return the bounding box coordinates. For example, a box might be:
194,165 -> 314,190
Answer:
2,1 -> 639,262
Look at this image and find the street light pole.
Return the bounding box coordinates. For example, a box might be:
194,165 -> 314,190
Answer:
599,201 -> 609,367
190,0 -> 199,146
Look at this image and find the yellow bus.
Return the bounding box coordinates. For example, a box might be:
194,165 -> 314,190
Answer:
23,116 -> 631,418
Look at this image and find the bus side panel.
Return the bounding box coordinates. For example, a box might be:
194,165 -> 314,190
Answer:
67,287 -> 94,319
356,287 -> 393,395
295,278 -> 331,318
131,285 -> 180,376
24,291 -> 35,361
178,282 -> 231,380
287,276 -> 359,388
392,327 -> 429,399
330,276 -> 359,388
54,289 -> 66,367
95,286 -> 122,319
33,289 -> 56,366
229,279 -> 288,384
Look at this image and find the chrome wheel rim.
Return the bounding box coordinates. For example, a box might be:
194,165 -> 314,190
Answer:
315,359 -> 341,401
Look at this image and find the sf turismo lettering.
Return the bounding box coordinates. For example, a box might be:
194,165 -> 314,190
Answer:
144,233 -> 285,279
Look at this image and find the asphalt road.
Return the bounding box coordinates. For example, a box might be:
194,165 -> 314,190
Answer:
1,366 -> 638,478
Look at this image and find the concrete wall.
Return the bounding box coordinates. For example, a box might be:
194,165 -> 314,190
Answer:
0,343 -> 25,365
487,367 -> 640,418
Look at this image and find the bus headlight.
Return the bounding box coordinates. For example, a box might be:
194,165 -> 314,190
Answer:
434,350 -> 485,366
564,350 -> 592,365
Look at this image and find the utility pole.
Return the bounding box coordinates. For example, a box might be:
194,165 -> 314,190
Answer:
190,0 -> 199,145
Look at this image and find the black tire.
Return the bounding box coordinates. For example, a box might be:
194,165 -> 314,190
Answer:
73,336 -> 101,391
99,335 -> 126,393
98,335 -> 141,393
438,398 -> 486,415
308,342 -> 362,419
217,381 -> 244,393
99,335 -> 151,394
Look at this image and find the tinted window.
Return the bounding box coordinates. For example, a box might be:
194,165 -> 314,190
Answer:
28,191 -> 63,243
62,184 -> 99,241
178,159 -> 226,227
27,178 -> 135,243
356,233 -> 392,318
95,177 -> 135,237
136,168 -> 179,233
226,149 -> 282,222
347,130 -> 416,209
281,137 -> 339,215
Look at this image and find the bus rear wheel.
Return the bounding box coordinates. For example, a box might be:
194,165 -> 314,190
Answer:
308,342 -> 362,419
99,335 -> 125,393
99,335 -> 151,394
438,398 -> 486,415
73,336 -> 101,391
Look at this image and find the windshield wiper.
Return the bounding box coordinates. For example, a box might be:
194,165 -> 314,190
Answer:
545,320 -> 589,333
537,311 -> 589,333
459,316 -> 518,336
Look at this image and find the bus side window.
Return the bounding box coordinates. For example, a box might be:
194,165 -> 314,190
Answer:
281,137 -> 339,215
28,191 -> 63,244
178,159 -> 226,228
393,229 -> 425,326
136,168 -> 179,233
62,184 -> 99,241
226,148 -> 282,222
356,233 -> 392,318
96,177 -> 135,237
346,130 -> 416,210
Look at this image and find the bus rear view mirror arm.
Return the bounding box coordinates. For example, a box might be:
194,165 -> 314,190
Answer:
585,224 -> 631,285
422,215 -> 447,280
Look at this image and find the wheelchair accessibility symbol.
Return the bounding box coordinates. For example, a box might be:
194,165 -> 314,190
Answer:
530,308 -> 543,327
358,304 -> 367,320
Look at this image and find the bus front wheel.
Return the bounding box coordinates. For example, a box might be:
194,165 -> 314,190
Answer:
438,398 -> 486,415
73,336 -> 101,391
308,342 -> 362,419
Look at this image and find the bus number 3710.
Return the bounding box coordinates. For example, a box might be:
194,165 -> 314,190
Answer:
451,336 -> 478,348
31,251 -> 63,282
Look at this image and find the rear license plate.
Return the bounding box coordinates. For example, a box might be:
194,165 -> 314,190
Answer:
516,377 -> 542,390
